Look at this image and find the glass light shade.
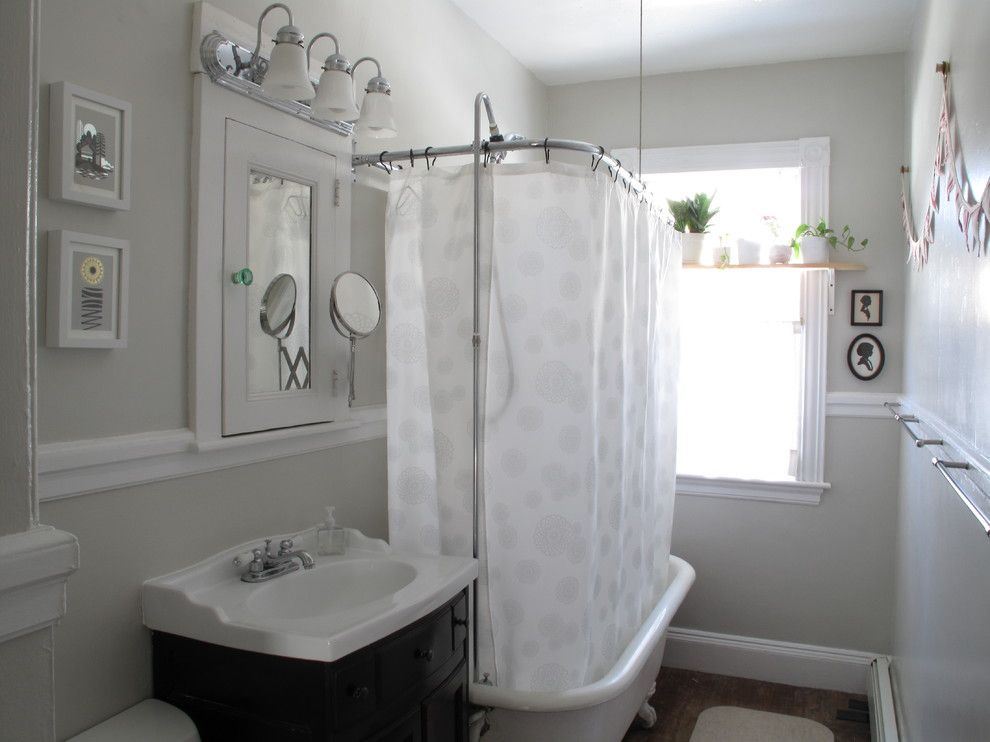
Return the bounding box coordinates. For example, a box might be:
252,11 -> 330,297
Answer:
312,68 -> 359,121
356,91 -> 397,138
262,40 -> 316,101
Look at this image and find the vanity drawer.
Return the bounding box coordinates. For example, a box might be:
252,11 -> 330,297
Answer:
331,660 -> 377,729
377,598 -> 464,703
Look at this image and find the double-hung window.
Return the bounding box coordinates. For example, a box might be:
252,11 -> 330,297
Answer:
615,139 -> 831,503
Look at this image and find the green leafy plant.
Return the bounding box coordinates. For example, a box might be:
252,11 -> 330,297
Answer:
667,192 -> 719,234
792,219 -> 869,253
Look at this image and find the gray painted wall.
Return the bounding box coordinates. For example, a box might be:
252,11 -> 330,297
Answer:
893,0 -> 990,738
0,628 -> 56,741
36,1 -> 546,738
549,55 -> 905,652
674,417 -> 898,653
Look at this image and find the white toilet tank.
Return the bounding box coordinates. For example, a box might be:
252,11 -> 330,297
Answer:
66,699 -> 199,742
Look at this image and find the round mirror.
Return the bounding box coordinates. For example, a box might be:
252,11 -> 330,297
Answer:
330,271 -> 381,339
259,273 -> 297,339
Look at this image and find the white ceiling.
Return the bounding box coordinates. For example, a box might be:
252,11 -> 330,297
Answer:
449,0 -> 920,85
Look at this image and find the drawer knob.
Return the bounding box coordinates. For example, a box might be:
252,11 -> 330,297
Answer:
349,685 -> 370,700
415,648 -> 434,662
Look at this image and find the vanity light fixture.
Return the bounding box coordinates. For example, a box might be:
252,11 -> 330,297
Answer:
352,57 -> 397,139
307,33 -> 360,122
198,4 -> 397,138
250,3 -> 315,102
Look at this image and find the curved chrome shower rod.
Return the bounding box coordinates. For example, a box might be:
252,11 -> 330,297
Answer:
352,138 -> 653,199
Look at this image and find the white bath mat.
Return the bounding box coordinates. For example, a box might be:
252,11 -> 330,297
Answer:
689,706 -> 834,742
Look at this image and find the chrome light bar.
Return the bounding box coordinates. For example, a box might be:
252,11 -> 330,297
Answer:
200,31 -> 353,138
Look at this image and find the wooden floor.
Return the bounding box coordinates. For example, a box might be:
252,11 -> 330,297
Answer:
622,668 -> 872,742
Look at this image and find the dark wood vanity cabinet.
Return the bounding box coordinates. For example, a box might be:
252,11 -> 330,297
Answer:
152,591 -> 469,742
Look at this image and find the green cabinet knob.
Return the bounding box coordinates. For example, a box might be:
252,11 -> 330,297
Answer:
231,268 -> 254,286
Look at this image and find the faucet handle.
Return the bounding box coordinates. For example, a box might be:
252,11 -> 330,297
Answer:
264,538 -> 274,557
279,539 -> 294,554
233,548 -> 265,570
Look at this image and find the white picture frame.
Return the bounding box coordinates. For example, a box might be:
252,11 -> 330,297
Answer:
49,82 -> 132,210
47,230 -> 129,348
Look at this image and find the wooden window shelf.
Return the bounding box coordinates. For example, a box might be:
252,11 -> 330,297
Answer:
683,262 -> 865,271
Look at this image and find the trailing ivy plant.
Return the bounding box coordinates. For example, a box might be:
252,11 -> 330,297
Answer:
792,219 -> 869,253
667,192 -> 719,234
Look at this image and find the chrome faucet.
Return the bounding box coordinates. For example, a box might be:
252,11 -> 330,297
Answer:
233,538 -> 315,583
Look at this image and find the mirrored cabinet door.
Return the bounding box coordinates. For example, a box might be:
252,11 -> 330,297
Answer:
222,120 -> 342,435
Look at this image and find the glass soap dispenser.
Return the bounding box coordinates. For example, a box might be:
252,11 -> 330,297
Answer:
317,506 -> 346,556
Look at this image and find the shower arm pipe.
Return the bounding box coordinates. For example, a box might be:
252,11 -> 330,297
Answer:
352,137 -> 652,197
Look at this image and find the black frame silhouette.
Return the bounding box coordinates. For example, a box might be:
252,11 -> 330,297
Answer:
850,289 -> 883,326
847,333 -> 885,380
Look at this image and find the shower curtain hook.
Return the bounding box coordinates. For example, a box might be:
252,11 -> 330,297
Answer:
409,149 -> 415,168
544,137 -> 551,164
424,146 -> 434,171
379,151 -> 392,174
591,146 -> 605,172
613,160 -> 622,183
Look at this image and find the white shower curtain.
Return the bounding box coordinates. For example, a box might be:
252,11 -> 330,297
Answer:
386,161 -> 680,692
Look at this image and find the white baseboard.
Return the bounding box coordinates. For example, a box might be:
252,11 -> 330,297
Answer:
663,626 -> 876,694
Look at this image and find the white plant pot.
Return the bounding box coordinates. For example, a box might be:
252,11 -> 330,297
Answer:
768,244 -> 792,264
734,239 -> 762,265
800,235 -> 830,264
680,232 -> 706,264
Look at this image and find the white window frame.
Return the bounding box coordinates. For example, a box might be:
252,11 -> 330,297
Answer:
615,138 -> 831,505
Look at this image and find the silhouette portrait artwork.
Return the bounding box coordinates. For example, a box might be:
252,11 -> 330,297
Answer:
848,333 -> 884,380
851,290 -> 883,326
856,341 -> 875,371
859,295 -> 872,320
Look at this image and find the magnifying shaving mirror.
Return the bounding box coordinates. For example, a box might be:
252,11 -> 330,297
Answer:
260,273 -> 297,339
329,271 -> 382,405
259,273 -> 310,391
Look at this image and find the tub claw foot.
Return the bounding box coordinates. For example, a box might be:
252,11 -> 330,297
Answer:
637,701 -> 657,728
637,681 -> 658,728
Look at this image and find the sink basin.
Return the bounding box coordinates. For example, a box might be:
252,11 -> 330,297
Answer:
142,529 -> 477,662
246,559 -> 417,620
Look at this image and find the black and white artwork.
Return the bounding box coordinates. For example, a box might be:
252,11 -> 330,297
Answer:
49,82 -> 131,210
47,231 -> 129,348
850,289 -> 883,326
847,333 -> 885,381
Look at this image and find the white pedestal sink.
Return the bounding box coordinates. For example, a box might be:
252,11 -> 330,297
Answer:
142,529 -> 477,662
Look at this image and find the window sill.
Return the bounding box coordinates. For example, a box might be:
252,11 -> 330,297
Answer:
676,474 -> 829,505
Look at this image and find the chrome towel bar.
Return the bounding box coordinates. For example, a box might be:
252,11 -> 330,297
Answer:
885,403 -> 990,539
933,458 -> 990,537
888,405 -> 944,447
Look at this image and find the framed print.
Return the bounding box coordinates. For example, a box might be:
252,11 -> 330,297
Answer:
47,231 -> 129,348
850,289 -> 883,326
49,82 -> 131,210
847,333 -> 884,381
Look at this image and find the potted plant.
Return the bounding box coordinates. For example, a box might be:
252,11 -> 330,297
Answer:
762,215 -> 791,264
792,219 -> 869,264
668,192 -> 718,264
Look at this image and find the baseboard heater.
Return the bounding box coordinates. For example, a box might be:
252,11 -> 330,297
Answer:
867,656 -> 900,742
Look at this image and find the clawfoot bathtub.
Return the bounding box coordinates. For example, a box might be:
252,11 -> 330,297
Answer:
470,555 -> 695,742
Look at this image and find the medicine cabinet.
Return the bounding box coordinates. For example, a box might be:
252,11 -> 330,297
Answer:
192,77 -> 352,442
222,121 -> 340,434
